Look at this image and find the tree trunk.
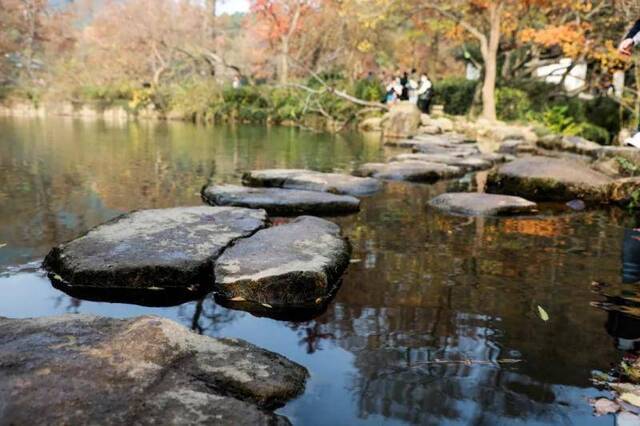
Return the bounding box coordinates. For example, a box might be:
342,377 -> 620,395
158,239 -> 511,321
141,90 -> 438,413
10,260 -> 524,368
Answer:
480,2 -> 501,121
280,38 -> 289,84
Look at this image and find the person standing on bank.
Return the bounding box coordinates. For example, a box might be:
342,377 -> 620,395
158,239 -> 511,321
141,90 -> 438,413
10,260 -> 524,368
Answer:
416,73 -> 433,114
619,18 -> 640,148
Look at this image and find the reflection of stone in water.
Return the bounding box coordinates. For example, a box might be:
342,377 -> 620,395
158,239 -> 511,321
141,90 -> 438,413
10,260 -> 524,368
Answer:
606,309 -> 640,351
501,217 -> 567,238
181,298 -> 241,335
289,322 -> 335,354
623,228 -> 640,284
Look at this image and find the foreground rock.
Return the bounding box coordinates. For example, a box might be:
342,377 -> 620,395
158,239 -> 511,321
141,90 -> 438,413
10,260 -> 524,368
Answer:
43,207 -> 267,291
0,315 -> 308,425
487,156 -> 612,202
391,153 -> 493,171
215,216 -> 351,307
202,184 -> 360,216
243,169 -> 381,196
354,161 -> 464,182
429,193 -> 538,216
381,102 -> 421,139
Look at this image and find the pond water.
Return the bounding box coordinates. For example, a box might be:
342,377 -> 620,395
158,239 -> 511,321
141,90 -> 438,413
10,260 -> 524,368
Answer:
0,116 -> 638,425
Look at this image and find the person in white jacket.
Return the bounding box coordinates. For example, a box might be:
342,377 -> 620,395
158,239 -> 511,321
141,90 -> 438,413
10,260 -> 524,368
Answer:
416,73 -> 433,114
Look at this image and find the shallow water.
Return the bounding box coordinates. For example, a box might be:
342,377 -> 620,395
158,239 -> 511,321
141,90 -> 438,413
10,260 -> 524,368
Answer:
1,116 -> 637,425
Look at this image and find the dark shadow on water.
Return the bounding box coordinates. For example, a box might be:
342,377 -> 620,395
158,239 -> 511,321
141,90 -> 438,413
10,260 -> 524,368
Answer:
51,276 -> 209,307
213,293 -> 334,322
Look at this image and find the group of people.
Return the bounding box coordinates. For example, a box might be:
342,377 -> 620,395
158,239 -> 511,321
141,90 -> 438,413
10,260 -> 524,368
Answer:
383,69 -> 433,114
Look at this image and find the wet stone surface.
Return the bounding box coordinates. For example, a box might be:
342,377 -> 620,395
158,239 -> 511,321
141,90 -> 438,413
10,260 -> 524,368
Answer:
242,169 -> 382,196
0,315 -> 308,425
391,153 -> 493,171
429,192 -> 538,216
202,184 -> 360,216
354,161 -> 464,183
43,206 -> 268,291
214,216 -> 351,308
487,156 -> 613,202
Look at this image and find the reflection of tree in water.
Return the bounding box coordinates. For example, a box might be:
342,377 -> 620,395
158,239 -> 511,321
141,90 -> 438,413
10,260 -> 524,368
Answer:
179,298 -> 240,335
288,321 -> 335,354
53,295 -> 83,314
319,183 -> 623,424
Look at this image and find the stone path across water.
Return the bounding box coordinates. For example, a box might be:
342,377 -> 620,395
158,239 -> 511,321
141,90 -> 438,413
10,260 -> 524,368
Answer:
43,206 -> 352,314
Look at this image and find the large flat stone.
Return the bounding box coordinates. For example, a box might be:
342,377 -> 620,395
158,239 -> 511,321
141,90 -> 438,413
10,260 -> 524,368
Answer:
538,135 -> 602,158
353,160 -> 464,182
0,315 -> 308,425
214,216 -> 351,307
202,184 -> 360,216
242,169 -> 381,196
43,206 -> 268,290
391,153 -> 493,171
411,143 -> 481,157
429,193 -> 538,216
487,156 -> 612,202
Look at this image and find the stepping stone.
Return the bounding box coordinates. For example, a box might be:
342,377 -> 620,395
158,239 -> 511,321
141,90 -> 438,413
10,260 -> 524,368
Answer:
385,133 -> 473,149
538,135 -> 602,158
242,169 -> 381,196
202,184 -> 360,216
0,315 -> 307,425
214,216 -> 351,307
429,193 -> 538,216
487,156 -> 612,202
353,161 -> 464,182
43,206 -> 268,291
411,143 -> 481,157
391,153 -> 493,171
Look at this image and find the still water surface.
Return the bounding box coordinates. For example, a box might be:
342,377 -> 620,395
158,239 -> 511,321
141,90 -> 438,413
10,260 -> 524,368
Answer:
0,116 -> 637,425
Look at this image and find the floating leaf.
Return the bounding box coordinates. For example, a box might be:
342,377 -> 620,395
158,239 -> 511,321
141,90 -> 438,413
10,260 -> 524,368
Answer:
349,259 -> 362,264
0,243 -> 6,249
621,392 -> 640,408
593,398 -> 620,416
261,303 -> 273,309
230,296 -> 246,302
537,305 -> 550,321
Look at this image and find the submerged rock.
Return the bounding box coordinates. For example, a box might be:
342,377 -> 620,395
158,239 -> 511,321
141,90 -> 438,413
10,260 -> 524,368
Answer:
487,156 -> 612,202
242,169 -> 381,196
354,161 -> 464,182
429,193 -> 538,216
214,216 -> 351,307
391,153 -> 493,171
0,315 -> 308,425
43,206 -> 268,291
202,184 -> 360,216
